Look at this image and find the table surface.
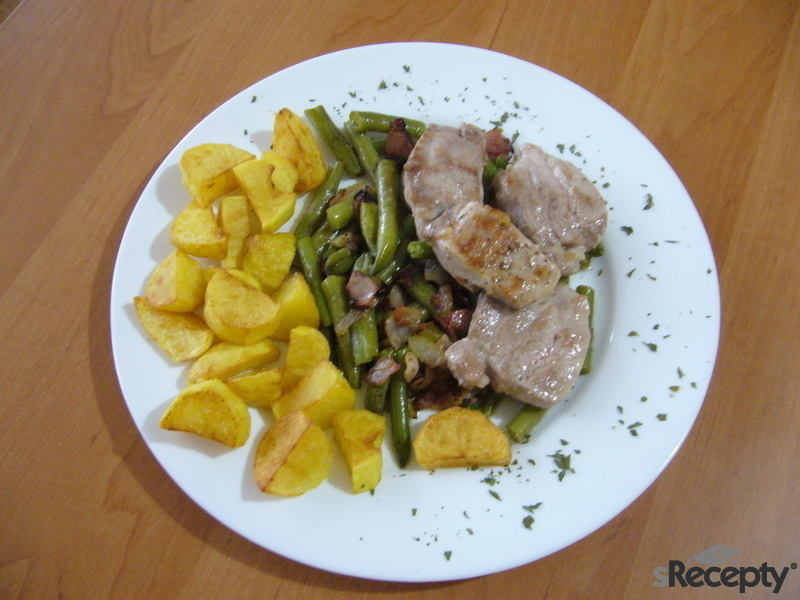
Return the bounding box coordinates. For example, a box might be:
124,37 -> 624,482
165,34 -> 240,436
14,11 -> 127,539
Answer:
2,1 -> 799,598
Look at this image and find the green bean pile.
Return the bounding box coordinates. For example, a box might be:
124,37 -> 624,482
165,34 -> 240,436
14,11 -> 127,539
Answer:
295,107 -> 597,466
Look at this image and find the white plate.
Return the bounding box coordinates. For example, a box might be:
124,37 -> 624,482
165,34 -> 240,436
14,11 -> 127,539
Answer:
110,42 -> 720,582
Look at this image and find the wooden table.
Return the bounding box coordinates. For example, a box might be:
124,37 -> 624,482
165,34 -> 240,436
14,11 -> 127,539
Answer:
2,1 -> 799,598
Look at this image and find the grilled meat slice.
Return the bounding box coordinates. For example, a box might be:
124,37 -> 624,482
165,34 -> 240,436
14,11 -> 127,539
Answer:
445,285 -> 591,408
403,124 -> 561,309
403,123 -> 487,223
494,143 -> 607,275
423,202 -> 559,309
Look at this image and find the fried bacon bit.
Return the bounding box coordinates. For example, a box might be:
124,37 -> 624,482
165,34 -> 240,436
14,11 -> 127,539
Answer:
430,283 -> 455,315
365,355 -> 400,386
486,128 -> 513,161
385,118 -> 415,163
346,270 -> 380,309
412,368 -> 467,411
435,308 -> 473,341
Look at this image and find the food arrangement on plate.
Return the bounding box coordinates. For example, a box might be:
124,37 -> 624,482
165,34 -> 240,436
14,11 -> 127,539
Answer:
111,43 -> 720,581
133,102 -> 608,497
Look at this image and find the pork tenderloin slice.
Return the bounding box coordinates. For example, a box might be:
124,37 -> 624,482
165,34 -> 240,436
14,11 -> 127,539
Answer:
424,201 -> 560,309
494,143 -> 608,275
446,285 -> 591,408
402,123 -> 487,223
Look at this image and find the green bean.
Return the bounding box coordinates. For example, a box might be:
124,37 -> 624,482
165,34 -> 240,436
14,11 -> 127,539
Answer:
402,271 -> 437,312
388,370 -> 411,467
472,390 -> 507,417
295,237 -> 332,327
344,121 -> 381,176
576,284 -> 595,375
350,308 -> 379,366
407,240 -> 435,260
359,202 -> 379,255
349,110 -> 427,139
304,106 -> 362,177
320,275 -> 361,388
352,251 -> 374,275
365,380 -> 390,414
373,159 -> 400,272
326,198 -> 354,230
364,348 -> 393,414
294,161 -> 344,239
324,246 -> 358,275
507,404 -> 548,443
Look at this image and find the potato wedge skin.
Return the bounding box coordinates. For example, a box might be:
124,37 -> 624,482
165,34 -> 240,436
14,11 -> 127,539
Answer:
170,201 -> 227,260
333,410 -> 386,494
281,325 -> 330,392
272,359 -> 355,429
270,273 -> 320,341
254,410 -> 332,496
233,157 -> 297,234
218,193 -> 252,269
145,249 -> 206,312
159,379 -> 250,448
133,296 -> 214,362
241,232 -> 296,294
203,268 -> 282,345
180,143 -> 255,206
413,406 -> 511,470
226,367 -> 282,408
273,108 -> 326,193
187,339 -> 280,384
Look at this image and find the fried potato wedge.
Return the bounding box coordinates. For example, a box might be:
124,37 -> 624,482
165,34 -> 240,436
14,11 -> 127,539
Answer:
218,193 -> 252,269
413,406 -> 511,470
160,379 -> 250,448
272,108 -> 326,193
145,249 -> 206,312
253,410 -> 332,496
260,150 -> 299,193
169,201 -> 227,260
133,296 -> 214,362
203,268 -> 282,345
180,143 -> 255,206
187,339 -> 280,384
241,232 -> 296,294
270,273 -> 320,341
272,359 -> 355,429
333,410 -> 386,494
281,325 -> 330,392
226,367 -> 282,408
233,157 -> 296,234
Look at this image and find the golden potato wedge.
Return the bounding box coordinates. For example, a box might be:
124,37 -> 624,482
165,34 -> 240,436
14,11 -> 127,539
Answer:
133,296 -> 214,362
260,150 -> 299,193
203,268 -> 282,345
413,406 -> 511,470
233,157 -> 297,234
281,325 -> 330,392
145,249 -> 206,312
170,201 -> 227,260
270,273 -> 321,341
333,410 -> 386,494
272,108 -> 326,193
187,339 -> 280,384
253,410 -> 333,496
160,379 -> 250,448
226,367 -> 282,408
240,232 -> 296,294
272,359 -> 355,429
217,193 -> 252,269
180,143 -> 255,206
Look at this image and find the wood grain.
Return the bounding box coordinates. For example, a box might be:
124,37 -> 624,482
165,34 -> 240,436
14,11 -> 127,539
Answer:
1,0 -> 799,598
